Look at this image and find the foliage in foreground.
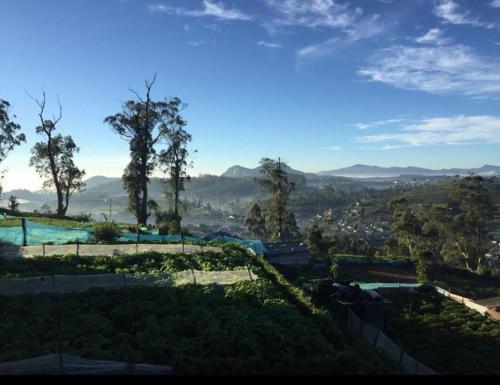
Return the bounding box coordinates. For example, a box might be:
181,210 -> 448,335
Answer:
0,282 -> 396,374
0,247 -> 252,278
384,288 -> 500,375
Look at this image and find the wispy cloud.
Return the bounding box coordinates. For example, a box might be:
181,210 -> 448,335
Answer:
264,0 -> 362,30
296,14 -> 388,58
491,0 -> 500,8
189,40 -> 216,47
434,0 -> 495,29
359,44 -> 500,98
415,28 -> 450,45
357,115 -> 500,148
328,146 -> 342,151
257,41 -> 282,49
149,1 -> 252,21
355,118 -> 408,130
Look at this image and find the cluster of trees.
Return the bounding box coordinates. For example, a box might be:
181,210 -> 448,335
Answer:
304,225 -> 378,260
0,94 -> 85,217
0,75 -> 195,231
386,175 -> 497,280
104,75 -> 194,231
244,158 -> 300,242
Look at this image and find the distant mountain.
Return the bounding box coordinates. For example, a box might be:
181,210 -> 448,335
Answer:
84,176 -> 121,189
222,164 -> 306,178
319,164 -> 500,178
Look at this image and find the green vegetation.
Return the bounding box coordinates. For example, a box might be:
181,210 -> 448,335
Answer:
93,222 -> 120,244
430,266 -> 500,299
0,99 -> 26,196
387,176 -> 499,276
0,216 -> 93,229
384,288 -> 500,375
0,245 -> 400,374
0,247 -> 251,278
254,158 -> 300,241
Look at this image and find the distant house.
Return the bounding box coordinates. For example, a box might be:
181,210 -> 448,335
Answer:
263,242 -> 310,266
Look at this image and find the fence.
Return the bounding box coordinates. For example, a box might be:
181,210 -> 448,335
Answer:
434,286 -> 489,316
0,269 -> 259,296
0,219 -> 266,255
346,308 -> 436,375
357,284 -> 490,318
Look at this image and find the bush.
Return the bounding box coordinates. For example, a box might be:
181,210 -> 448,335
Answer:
71,213 -> 92,223
93,222 -> 120,244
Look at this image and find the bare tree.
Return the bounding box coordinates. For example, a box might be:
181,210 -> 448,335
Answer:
29,91 -> 86,216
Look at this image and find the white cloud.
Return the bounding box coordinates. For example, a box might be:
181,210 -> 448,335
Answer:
189,40 -> 216,47
359,44 -> 500,97
148,1 -> 252,21
296,14 -> 387,58
296,37 -> 341,58
257,41 -> 282,48
491,0 -> 500,8
355,118 -> 408,130
415,28 -> 449,45
264,0 -> 362,30
434,0 -> 494,29
328,146 -> 342,151
357,115 -> 500,148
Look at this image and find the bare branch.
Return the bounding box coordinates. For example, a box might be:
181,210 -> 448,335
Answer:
26,90 -> 47,127
53,95 -> 63,126
128,87 -> 144,103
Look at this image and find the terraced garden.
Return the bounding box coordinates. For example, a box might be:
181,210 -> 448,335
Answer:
383,288 -> 500,375
0,245 -> 401,375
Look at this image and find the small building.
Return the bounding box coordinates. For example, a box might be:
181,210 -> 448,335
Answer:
263,242 -> 310,266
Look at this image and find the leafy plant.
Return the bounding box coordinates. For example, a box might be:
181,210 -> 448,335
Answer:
93,222 -> 120,244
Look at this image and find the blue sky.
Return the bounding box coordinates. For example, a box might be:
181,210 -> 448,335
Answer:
1,0 -> 500,190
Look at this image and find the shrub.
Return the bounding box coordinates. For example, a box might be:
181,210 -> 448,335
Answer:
93,222 -> 120,244
71,213 -> 92,223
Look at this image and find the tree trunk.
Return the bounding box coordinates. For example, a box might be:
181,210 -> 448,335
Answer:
63,188 -> 70,216
139,153 -> 149,225
46,135 -> 64,217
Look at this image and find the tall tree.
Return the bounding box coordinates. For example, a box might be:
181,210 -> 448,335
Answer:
244,202 -> 266,239
389,199 -> 441,282
306,224 -> 325,260
255,158 -> 297,242
29,92 -> 85,216
0,99 -> 26,196
8,196 -> 19,212
434,176 -> 495,273
158,98 -> 193,232
105,75 -> 182,225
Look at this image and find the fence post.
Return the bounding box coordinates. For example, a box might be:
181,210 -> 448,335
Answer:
43,243 -> 46,257
21,218 -> 27,247
76,241 -> 80,257
192,269 -> 196,285
136,224 -> 140,253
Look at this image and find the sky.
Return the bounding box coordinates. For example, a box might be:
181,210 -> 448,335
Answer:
1,0 -> 500,191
